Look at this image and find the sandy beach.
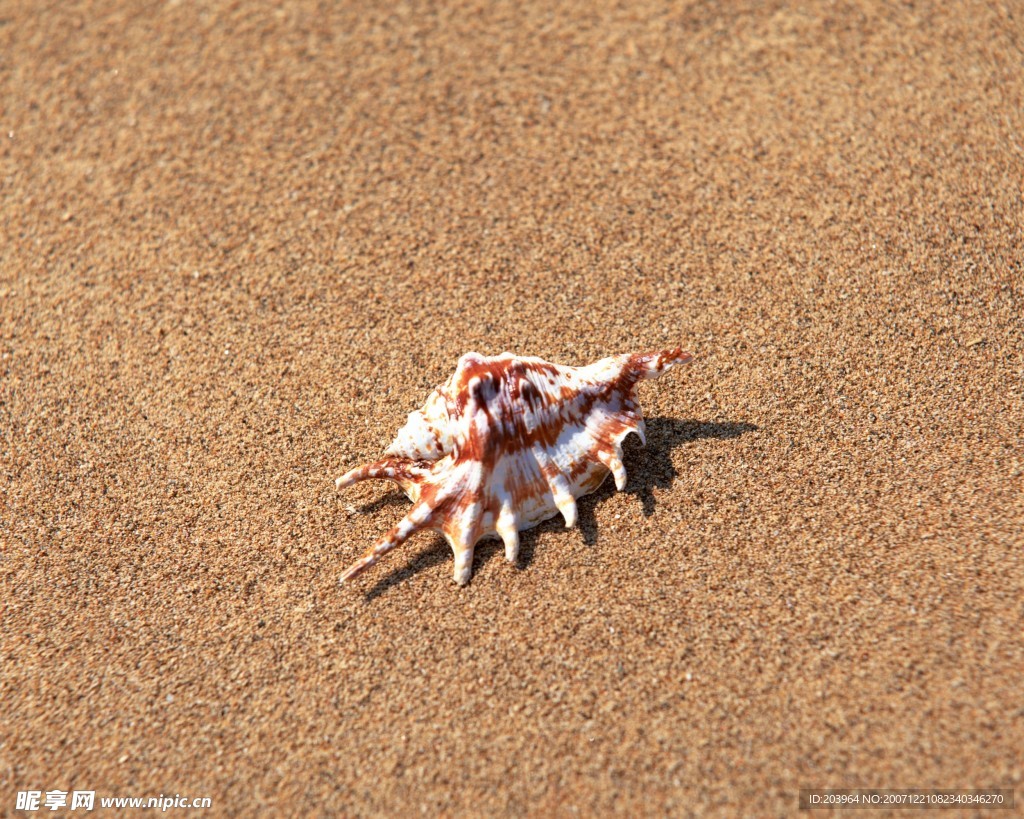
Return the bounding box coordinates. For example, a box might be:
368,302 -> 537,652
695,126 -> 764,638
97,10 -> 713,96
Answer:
2,1 -> 1022,815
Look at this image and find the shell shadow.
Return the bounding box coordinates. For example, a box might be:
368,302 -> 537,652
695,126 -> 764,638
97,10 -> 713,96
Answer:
361,417 -> 757,599
354,491 -> 409,515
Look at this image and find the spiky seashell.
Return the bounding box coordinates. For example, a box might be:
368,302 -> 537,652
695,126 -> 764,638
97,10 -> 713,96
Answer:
336,348 -> 693,586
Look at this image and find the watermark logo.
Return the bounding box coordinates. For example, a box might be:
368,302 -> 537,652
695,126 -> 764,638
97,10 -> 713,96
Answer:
15,789 -> 210,812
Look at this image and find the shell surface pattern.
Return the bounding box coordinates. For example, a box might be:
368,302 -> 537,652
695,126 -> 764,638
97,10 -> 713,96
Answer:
336,348 -> 693,585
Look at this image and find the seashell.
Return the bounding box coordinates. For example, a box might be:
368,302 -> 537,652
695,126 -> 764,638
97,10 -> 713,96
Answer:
336,348 -> 693,586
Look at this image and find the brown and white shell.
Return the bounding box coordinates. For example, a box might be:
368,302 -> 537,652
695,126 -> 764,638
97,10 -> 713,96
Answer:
336,348 -> 693,585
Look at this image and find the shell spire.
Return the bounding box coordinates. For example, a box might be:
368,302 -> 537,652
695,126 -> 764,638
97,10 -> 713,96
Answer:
336,347 -> 693,585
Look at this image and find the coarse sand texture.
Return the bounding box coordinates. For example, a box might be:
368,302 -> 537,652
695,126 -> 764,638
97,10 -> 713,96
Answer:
1,1 -> 1022,815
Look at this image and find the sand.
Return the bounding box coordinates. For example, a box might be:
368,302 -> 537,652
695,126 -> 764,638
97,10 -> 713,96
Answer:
2,0 -> 1022,815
